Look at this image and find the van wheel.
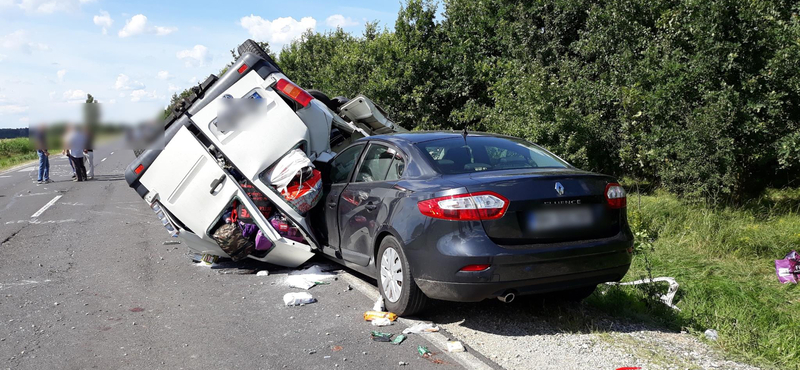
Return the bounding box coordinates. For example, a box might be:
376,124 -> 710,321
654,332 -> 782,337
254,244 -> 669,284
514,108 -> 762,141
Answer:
377,236 -> 428,316
133,149 -> 144,158
237,39 -> 282,73
307,90 -> 342,112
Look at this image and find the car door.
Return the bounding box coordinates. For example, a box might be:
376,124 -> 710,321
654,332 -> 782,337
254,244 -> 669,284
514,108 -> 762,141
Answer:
337,142 -> 406,266
323,143 -> 366,254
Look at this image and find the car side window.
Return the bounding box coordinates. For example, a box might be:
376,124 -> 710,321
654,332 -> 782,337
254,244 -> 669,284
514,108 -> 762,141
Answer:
330,144 -> 365,184
385,152 -> 405,181
355,144 -> 396,183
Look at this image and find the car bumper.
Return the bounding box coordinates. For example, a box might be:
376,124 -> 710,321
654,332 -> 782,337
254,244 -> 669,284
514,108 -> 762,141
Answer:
404,225 -> 634,302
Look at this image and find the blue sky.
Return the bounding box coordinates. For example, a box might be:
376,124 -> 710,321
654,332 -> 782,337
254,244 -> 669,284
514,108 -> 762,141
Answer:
0,0 -> 404,128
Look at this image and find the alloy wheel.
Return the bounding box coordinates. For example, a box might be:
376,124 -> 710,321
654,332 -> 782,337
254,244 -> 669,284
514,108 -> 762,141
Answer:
380,247 -> 403,303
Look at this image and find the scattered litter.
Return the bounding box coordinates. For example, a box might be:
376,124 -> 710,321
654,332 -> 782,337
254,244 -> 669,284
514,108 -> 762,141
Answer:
399,361 -> 408,366
324,356 -> 331,359
417,345 -> 432,358
371,317 -> 393,327
775,250 -> 799,284
402,323 -> 439,334
364,311 -> 397,322
162,240 -> 181,245
705,329 -> 719,341
605,277 -> 681,311
446,341 -> 465,353
289,264 -> 336,279
370,331 -> 393,342
373,297 -> 385,311
392,334 -> 407,345
283,292 -> 316,306
332,346 -> 343,352
256,270 -> 269,277
344,285 -> 352,292
287,275 -> 316,290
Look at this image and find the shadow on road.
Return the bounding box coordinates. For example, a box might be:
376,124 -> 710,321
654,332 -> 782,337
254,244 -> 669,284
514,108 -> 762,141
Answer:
91,174 -> 125,182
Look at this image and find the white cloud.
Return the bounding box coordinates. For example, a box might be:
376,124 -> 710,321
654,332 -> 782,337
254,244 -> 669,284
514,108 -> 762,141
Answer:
19,117 -> 29,123
168,83 -> 180,92
1,30 -> 49,55
188,76 -> 197,84
57,69 -> 66,82
114,74 -> 145,90
0,54 -> 6,62
14,0 -> 94,14
176,45 -> 210,68
156,70 -> 172,80
239,15 -> 316,45
0,104 -> 29,114
93,10 -> 113,35
118,14 -> 176,38
62,89 -> 86,102
325,14 -> 358,28
130,89 -> 161,102
107,99 -> 116,104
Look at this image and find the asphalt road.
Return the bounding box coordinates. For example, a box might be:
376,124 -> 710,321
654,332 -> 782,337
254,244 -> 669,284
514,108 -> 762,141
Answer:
0,147 -> 495,370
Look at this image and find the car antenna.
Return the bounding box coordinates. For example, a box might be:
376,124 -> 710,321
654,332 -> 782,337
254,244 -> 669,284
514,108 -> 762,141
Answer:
461,127 -> 468,143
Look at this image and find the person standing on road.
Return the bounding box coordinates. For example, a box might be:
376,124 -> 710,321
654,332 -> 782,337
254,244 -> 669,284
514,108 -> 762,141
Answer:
32,124 -> 51,184
83,126 -> 94,180
65,124 -> 88,182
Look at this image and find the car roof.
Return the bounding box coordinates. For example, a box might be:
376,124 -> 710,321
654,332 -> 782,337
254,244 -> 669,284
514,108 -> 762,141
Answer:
357,131 -> 516,146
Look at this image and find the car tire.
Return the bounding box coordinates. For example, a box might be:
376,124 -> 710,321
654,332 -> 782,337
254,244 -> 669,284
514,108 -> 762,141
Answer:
237,39 -> 283,74
377,236 -> 428,316
307,90 -> 346,112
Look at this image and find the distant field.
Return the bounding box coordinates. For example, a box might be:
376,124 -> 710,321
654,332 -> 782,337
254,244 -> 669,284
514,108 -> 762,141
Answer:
0,137 -> 37,171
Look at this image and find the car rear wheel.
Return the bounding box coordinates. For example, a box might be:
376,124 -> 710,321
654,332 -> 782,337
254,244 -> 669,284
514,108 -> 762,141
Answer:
237,39 -> 283,74
377,236 -> 427,316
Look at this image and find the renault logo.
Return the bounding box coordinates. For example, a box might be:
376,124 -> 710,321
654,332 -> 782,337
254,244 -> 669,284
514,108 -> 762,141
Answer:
554,182 -> 565,196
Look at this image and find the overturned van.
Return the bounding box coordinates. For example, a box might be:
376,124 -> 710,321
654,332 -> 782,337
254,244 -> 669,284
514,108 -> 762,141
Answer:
125,40 -> 405,267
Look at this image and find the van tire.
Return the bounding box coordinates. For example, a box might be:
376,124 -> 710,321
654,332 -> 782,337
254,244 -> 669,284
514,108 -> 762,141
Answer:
377,236 -> 428,316
307,90 -> 339,111
133,149 -> 144,158
237,39 -> 282,73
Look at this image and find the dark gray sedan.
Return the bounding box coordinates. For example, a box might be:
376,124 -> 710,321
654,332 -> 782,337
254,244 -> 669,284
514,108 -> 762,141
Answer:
314,131 -> 633,315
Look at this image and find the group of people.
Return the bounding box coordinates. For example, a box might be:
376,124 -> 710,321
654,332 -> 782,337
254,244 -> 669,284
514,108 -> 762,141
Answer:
33,124 -> 94,184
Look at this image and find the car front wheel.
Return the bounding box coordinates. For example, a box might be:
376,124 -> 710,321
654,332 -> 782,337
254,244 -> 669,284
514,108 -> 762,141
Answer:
377,236 -> 428,316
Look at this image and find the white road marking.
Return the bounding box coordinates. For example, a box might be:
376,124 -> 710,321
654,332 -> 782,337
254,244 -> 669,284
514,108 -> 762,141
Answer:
17,167 -> 34,172
0,279 -> 51,291
6,219 -> 75,225
110,152 -> 114,155
101,157 -> 107,162
31,195 -> 62,218
341,273 -> 494,370
0,175 -> 10,178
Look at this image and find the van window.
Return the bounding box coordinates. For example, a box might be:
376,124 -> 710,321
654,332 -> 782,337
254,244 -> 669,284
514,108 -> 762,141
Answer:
417,136 -> 569,174
330,144 -> 364,184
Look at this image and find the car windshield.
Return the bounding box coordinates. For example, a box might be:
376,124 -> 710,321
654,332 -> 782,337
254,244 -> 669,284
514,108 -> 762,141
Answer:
416,136 -> 569,174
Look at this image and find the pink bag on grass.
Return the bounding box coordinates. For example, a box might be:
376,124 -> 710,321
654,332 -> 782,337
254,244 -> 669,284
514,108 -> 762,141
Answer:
775,250 -> 799,284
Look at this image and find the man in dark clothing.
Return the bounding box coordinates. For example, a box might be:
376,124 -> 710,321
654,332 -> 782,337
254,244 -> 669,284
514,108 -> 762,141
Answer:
33,125 -> 51,184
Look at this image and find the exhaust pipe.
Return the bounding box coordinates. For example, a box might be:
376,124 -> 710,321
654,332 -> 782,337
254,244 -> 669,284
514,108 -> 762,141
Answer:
498,291 -> 516,303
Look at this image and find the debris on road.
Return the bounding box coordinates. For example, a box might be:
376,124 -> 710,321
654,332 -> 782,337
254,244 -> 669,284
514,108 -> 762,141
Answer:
446,341 -> 465,353
286,275 -> 316,290
417,345 -> 432,358
371,317 -> 393,327
370,331 -> 393,342
775,250 -> 799,284
373,297 -> 385,311
392,334 -> 407,345
256,270 -> 269,276
162,240 -> 181,245
402,323 -> 439,334
283,292 -> 316,306
605,276 -> 681,311
364,311 -> 398,322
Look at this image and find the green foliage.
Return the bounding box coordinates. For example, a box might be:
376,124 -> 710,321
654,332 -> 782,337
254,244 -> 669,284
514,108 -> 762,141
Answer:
277,0 -> 799,204
0,138 -> 36,171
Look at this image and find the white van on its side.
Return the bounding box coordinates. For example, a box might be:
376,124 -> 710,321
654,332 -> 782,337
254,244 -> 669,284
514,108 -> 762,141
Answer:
125,40 -> 404,267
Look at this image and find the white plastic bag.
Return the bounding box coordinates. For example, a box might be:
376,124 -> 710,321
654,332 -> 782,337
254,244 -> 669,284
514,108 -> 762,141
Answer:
286,275 -> 315,290
371,317 -> 393,327
283,292 -> 316,306
265,149 -> 313,193
402,323 -> 439,334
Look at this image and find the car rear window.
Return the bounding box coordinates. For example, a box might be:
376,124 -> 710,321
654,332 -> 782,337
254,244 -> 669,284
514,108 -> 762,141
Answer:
416,136 -> 569,174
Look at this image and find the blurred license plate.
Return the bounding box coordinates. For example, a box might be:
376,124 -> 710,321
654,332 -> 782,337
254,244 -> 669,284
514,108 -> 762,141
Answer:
529,207 -> 593,231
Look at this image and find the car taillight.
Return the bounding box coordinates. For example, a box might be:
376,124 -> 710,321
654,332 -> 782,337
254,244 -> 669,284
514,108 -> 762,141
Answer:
417,191 -> 509,221
274,79 -> 313,107
459,264 -> 491,272
605,183 -> 627,209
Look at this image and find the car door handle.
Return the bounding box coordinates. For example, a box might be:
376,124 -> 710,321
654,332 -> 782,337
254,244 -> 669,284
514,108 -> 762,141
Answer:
209,175 -> 225,194
365,202 -> 377,211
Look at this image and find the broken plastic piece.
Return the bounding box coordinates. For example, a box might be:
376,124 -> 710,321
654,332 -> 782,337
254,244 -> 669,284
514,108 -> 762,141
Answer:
370,331 -> 393,342
605,277 -> 681,311
371,317 -> 393,327
363,311 -> 397,322
392,334 -> 406,345
256,270 -> 269,276
373,297 -> 385,312
283,292 -> 316,306
286,275 -> 316,290
446,341 -> 465,353
417,345 -> 431,358
402,323 -> 439,334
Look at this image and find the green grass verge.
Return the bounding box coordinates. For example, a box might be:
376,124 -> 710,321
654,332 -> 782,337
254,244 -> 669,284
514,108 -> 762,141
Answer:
587,189 -> 800,369
0,138 -> 38,171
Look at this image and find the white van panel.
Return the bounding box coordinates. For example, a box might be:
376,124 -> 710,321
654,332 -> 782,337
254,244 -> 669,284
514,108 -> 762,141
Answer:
139,127 -> 237,238
190,71 -> 312,180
